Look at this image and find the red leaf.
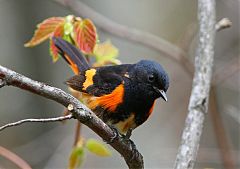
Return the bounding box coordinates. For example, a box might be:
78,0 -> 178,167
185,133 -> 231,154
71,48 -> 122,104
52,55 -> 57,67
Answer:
74,19 -> 97,54
25,17 -> 65,47
49,24 -> 64,62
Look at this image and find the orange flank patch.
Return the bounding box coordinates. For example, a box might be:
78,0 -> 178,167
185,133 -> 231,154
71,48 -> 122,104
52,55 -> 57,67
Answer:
64,54 -> 79,75
114,113 -> 136,135
88,84 -> 124,112
82,69 -> 96,90
148,100 -> 156,116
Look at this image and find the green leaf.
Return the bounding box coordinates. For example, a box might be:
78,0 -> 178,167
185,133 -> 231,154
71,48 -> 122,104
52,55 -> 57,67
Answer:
93,40 -> 119,65
68,146 -> 85,169
86,139 -> 112,157
64,15 -> 74,35
62,34 -> 73,43
64,22 -> 74,35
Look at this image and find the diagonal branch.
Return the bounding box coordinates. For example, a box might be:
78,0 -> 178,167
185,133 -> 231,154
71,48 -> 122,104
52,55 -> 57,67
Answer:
0,146 -> 32,169
0,65 -> 143,169
174,0 -> 216,168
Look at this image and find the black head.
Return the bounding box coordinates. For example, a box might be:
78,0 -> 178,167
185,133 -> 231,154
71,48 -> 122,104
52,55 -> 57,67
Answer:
129,60 -> 169,101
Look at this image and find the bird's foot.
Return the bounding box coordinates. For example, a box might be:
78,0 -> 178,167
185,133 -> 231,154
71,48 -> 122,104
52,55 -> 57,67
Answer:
104,125 -> 120,144
125,128 -> 133,139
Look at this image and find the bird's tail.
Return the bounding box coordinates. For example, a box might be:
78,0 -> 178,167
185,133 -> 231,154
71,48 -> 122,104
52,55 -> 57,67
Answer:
52,37 -> 90,75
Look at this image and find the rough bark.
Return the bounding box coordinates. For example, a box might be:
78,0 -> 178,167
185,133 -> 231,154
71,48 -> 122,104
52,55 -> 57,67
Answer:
0,65 -> 143,169
174,0 -> 216,168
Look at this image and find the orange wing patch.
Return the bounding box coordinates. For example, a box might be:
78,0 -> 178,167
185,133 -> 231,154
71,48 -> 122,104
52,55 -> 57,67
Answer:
64,54 -> 79,75
88,84 -> 124,112
82,69 -> 96,90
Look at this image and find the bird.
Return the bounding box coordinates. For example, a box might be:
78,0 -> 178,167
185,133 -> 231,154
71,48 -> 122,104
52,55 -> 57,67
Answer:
52,37 -> 169,138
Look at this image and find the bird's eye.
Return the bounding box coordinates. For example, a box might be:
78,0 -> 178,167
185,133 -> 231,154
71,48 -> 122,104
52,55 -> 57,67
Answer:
148,74 -> 155,82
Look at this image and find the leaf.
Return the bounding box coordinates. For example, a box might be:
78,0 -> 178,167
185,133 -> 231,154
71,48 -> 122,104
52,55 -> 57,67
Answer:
25,17 -> 65,47
74,19 -> 97,54
68,141 -> 85,169
86,139 -> 111,157
64,15 -> 75,35
49,24 -> 64,62
64,22 -> 74,35
93,40 -> 120,66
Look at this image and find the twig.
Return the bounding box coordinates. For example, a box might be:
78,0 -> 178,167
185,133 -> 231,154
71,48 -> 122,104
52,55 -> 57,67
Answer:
0,114 -> 73,132
73,121 -> 81,146
69,88 -> 83,147
216,18 -> 232,32
0,65 -> 143,169
174,0 -> 216,169
0,146 -> 32,169
72,53 -> 92,147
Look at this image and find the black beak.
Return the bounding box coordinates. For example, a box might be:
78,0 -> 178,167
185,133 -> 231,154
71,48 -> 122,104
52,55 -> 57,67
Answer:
153,87 -> 168,101
159,90 -> 167,101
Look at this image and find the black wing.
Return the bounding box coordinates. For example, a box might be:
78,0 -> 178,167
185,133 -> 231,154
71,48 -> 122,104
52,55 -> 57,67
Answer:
89,64 -> 132,96
66,64 -> 133,96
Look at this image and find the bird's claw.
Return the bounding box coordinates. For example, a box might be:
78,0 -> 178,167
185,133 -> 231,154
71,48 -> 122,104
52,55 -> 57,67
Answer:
104,126 -> 120,144
125,128 -> 133,139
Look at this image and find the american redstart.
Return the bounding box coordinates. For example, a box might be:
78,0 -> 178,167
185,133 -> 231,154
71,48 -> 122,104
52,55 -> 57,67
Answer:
53,37 -> 169,138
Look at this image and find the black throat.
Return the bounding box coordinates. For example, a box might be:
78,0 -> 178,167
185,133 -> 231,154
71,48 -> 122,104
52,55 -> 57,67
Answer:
121,79 -> 156,125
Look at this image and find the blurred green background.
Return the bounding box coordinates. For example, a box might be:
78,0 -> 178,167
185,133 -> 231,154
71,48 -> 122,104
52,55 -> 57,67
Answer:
0,0 -> 239,168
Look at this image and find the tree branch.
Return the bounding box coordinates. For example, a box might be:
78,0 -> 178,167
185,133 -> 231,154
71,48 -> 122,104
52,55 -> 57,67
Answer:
0,65 -> 143,169
174,0 -> 216,168
0,114 -> 73,131
0,146 -> 32,169
215,18 -> 232,32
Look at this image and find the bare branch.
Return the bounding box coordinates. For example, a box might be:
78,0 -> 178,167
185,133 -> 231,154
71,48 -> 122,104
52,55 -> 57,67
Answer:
0,114 -> 73,132
0,146 -> 32,169
174,0 -> 216,169
0,65 -> 143,169
216,18 -> 232,32
73,121 -> 82,146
